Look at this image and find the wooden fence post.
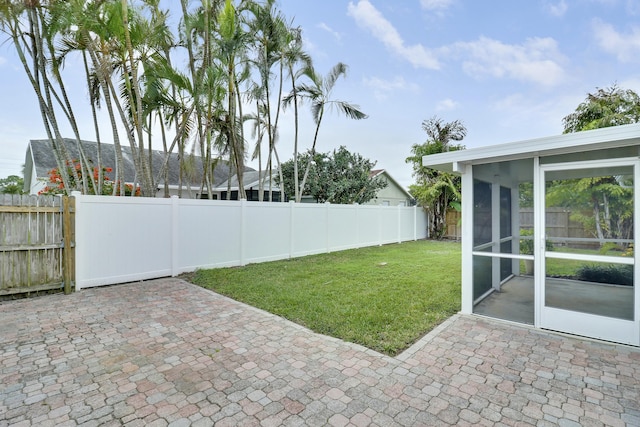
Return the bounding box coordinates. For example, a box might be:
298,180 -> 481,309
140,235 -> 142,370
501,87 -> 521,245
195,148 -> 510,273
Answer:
62,195 -> 74,294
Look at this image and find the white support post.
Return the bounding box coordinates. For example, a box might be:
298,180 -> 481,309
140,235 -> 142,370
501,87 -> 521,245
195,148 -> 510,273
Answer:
413,205 -> 417,241
240,199 -> 247,266
511,186 -> 520,276
397,204 -> 402,244
491,177 -> 501,292
71,191 -> 82,290
460,167 -> 474,314
378,205 -> 383,246
533,156 -> 542,327
634,160 -> 640,345
289,201 -> 295,259
355,203 -> 360,245
171,196 -> 179,276
325,202 -> 331,253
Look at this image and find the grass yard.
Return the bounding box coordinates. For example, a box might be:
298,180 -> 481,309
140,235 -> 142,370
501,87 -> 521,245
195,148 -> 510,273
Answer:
187,240 -> 461,356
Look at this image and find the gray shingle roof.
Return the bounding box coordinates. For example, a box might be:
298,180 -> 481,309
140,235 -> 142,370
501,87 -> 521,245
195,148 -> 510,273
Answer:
28,139 -> 254,188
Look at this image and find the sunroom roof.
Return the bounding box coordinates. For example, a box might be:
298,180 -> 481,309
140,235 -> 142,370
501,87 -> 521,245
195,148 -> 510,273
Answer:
422,122 -> 640,173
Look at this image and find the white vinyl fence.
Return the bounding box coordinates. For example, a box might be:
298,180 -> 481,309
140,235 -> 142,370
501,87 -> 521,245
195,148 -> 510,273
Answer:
74,193 -> 428,290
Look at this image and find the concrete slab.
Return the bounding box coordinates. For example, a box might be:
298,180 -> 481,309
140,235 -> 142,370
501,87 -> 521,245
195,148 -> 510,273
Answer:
474,275 -> 635,324
1,278 -> 639,426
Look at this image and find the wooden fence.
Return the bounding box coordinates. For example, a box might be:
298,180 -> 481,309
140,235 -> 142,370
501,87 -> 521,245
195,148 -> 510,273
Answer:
445,210 -> 462,240
0,195 -> 74,297
444,207 -> 588,240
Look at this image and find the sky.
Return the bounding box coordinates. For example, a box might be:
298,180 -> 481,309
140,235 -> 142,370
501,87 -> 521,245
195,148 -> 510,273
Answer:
1,0 -> 640,189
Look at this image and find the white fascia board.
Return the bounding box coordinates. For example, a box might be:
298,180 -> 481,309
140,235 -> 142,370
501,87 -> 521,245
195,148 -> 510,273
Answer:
422,123 -> 640,173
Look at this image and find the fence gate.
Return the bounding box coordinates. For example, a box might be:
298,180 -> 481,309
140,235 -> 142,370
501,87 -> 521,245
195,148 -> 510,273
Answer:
0,195 -> 74,296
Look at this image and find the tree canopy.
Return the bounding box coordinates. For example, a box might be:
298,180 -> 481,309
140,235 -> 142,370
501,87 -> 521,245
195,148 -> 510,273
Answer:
0,0 -> 364,199
554,85 -> 640,243
562,85 -> 640,133
278,146 -> 386,204
0,175 -> 25,195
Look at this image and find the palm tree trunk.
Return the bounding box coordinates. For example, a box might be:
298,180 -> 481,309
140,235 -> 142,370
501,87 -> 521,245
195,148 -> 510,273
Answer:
298,108 -> 324,202
121,0 -> 153,196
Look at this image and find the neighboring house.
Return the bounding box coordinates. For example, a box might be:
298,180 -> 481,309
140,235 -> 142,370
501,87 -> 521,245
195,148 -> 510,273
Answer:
215,169 -> 410,204
23,139 -> 253,198
215,170 -> 284,201
364,169 -> 414,206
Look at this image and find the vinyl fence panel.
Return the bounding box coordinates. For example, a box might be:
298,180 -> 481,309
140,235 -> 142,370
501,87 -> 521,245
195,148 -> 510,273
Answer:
175,200 -> 243,271
290,203 -> 330,257
75,196 -> 173,289
244,201 -> 292,264
74,193 -> 428,289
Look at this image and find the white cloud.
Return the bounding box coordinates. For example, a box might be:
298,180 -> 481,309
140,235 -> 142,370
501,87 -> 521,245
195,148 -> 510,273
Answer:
362,75 -> 419,100
0,56 -> 6,66
626,0 -> 640,15
592,19 -> 640,62
317,22 -> 342,42
545,0 -> 568,17
347,0 -> 440,70
450,36 -> 566,86
436,98 -> 459,111
420,0 -> 455,11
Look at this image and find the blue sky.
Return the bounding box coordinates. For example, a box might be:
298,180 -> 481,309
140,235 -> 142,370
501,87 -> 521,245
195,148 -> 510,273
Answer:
1,0 -> 640,189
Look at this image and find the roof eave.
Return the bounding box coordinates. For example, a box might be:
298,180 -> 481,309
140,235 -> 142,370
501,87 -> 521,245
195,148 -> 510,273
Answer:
422,123 -> 640,173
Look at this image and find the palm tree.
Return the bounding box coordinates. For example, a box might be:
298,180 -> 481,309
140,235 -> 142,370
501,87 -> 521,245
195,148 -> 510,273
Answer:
280,25 -> 312,203
406,116 -> 467,238
245,0 -> 284,201
0,0 -> 84,194
284,62 -> 367,202
215,0 -> 246,199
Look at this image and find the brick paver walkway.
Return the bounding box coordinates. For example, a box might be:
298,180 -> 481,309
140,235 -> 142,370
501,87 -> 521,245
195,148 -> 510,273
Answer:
1,278 -> 639,426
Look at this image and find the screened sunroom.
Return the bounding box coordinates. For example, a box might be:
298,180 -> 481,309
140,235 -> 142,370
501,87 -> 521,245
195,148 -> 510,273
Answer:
422,123 -> 640,346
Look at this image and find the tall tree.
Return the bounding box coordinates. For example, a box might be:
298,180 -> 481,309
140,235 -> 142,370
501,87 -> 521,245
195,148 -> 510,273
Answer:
0,0 -> 86,194
406,116 -> 466,239
279,146 -> 387,204
217,0 -> 248,200
562,85 -> 640,133
283,62 -> 367,202
281,25 -> 312,204
553,85 -> 640,243
3,0 -> 367,203
246,0 -> 285,201
0,175 -> 24,195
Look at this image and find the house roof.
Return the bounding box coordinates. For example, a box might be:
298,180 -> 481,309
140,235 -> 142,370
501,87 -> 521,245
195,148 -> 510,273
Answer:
422,123 -> 640,173
26,139 -> 254,188
215,170 -> 280,191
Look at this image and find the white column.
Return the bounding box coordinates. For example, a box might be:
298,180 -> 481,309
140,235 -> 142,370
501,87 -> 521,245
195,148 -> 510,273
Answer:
533,156 -> 542,327
240,199 -> 247,266
460,165 -> 474,314
171,196 -> 179,276
289,201 -> 295,259
634,160 -> 640,345
491,176 -> 501,292
511,186 -> 520,276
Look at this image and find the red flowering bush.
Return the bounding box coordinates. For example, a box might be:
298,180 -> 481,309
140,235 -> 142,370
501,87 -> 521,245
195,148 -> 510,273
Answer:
39,159 -> 140,196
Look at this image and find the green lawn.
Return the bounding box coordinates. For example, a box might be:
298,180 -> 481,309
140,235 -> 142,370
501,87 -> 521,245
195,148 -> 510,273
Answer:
544,246 -> 627,277
186,240 -> 461,356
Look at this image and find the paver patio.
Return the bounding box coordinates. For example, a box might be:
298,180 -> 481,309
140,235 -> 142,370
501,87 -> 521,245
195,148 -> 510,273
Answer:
1,278 -> 639,426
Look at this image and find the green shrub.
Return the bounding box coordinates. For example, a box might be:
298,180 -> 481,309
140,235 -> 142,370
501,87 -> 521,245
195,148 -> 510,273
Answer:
520,229 -> 554,254
576,264 -> 633,286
